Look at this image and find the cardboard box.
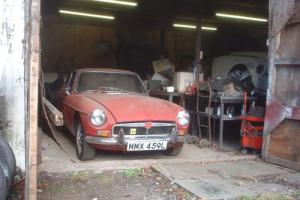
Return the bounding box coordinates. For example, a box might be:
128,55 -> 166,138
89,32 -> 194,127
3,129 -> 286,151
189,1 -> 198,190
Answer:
152,73 -> 170,85
152,59 -> 174,74
173,72 -> 194,92
199,73 -> 204,81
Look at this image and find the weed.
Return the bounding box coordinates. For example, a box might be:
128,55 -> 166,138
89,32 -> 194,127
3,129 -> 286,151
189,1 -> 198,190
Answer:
93,172 -> 113,183
294,191 -> 300,198
45,185 -> 66,193
69,171 -> 88,182
123,168 -> 144,177
256,193 -> 294,200
240,195 -> 253,200
183,191 -> 190,199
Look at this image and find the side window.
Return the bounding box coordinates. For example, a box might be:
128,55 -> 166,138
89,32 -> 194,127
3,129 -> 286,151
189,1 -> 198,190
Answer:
66,72 -> 76,91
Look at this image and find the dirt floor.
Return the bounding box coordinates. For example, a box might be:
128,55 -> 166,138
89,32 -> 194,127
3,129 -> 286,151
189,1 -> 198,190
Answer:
37,168 -> 200,200
20,130 -> 298,200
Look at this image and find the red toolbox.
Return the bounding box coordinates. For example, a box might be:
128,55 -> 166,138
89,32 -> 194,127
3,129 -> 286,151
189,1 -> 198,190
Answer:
240,116 -> 264,152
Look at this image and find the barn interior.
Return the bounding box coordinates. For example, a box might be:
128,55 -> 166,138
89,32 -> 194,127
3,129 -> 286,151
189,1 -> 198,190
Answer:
40,0 -> 269,151
3,0 -> 300,199
41,0 -> 268,75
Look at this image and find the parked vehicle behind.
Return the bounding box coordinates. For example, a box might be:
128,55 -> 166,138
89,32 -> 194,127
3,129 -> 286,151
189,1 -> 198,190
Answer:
212,52 -> 268,91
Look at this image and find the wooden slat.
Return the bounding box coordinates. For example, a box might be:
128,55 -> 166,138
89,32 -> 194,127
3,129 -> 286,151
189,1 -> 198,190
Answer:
25,0 -> 41,199
263,0 -> 300,171
266,120 -> 300,163
42,97 -> 64,127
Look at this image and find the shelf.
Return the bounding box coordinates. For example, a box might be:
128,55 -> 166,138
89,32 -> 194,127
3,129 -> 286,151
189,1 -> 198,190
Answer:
197,111 -> 241,121
197,95 -> 257,103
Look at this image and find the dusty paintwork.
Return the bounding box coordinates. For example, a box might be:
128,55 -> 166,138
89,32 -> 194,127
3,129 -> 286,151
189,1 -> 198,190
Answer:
56,68 -> 189,152
0,0 -> 26,170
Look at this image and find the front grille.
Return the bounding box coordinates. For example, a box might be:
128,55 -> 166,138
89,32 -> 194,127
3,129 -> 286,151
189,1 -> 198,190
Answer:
113,122 -> 176,136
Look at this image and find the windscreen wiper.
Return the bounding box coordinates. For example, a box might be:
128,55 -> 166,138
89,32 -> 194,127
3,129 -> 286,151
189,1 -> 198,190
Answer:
96,86 -> 128,93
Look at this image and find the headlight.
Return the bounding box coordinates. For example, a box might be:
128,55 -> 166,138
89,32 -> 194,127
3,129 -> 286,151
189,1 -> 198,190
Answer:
90,109 -> 106,126
177,110 -> 190,126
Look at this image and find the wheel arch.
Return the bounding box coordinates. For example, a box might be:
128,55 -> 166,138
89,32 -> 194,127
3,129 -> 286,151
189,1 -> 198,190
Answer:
72,111 -> 82,134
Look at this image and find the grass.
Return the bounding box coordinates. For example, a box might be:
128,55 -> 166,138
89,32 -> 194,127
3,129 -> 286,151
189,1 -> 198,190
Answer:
256,193 -> 295,200
45,185 -> 67,193
183,191 -> 191,199
123,168 -> 144,177
240,195 -> 253,200
294,191 -> 300,198
95,173 -> 113,184
240,193 -> 298,200
68,171 -> 89,182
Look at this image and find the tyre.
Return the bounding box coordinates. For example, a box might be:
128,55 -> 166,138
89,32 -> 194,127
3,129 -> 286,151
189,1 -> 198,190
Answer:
75,121 -> 96,161
163,144 -> 183,156
0,166 -> 7,200
0,137 -> 16,190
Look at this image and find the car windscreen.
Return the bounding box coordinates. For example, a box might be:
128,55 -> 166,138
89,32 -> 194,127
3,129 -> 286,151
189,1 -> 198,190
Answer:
76,72 -> 146,94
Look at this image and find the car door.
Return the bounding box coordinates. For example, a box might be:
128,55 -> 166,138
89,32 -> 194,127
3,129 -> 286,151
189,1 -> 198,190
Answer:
61,72 -> 76,132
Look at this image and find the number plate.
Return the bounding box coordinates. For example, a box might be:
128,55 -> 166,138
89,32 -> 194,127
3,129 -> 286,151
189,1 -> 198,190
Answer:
127,141 -> 168,151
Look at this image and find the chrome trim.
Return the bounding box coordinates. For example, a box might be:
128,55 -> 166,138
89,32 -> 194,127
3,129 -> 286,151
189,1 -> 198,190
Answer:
112,122 -> 177,136
124,134 -> 170,140
113,122 -> 176,128
86,137 -> 118,145
86,122 -> 182,147
85,135 -> 184,145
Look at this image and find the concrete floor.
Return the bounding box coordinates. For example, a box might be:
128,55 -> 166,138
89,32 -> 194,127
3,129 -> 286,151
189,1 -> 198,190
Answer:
39,130 -> 254,173
39,130 -> 300,199
153,160 -> 300,199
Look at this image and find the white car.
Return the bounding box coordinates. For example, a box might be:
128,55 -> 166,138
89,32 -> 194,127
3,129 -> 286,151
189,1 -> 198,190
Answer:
212,52 -> 268,91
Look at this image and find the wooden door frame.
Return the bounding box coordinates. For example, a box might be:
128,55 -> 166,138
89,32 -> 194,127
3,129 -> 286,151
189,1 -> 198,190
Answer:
25,0 -> 41,199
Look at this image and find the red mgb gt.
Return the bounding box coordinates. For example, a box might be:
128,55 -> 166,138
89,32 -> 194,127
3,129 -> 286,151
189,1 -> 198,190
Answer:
57,68 -> 189,160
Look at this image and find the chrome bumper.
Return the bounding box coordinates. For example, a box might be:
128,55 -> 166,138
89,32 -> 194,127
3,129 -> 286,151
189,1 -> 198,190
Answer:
85,134 -> 185,145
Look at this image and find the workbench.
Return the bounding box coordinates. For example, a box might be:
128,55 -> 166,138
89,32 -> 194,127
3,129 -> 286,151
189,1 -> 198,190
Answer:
149,91 -> 256,149
194,95 -> 257,149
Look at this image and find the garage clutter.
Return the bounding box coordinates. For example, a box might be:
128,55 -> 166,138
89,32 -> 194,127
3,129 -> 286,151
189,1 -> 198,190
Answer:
145,58 -> 202,93
145,55 -> 267,154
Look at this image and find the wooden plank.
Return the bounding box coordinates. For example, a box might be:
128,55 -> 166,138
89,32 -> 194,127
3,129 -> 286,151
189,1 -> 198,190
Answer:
263,0 -> 300,170
42,97 -> 63,126
267,120 -> 300,163
264,119 -> 300,170
269,0 -> 295,36
25,0 -> 41,199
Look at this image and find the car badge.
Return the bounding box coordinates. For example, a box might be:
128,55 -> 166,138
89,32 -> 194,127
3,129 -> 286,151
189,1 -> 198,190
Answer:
130,128 -> 137,135
145,122 -> 152,129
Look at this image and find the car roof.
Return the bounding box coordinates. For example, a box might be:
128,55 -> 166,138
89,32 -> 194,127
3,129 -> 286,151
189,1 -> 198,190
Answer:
75,68 -> 138,75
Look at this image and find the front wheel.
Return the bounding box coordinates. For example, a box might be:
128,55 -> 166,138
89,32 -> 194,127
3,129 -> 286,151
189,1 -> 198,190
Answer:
75,121 -> 96,161
0,166 -> 7,200
163,144 -> 183,156
0,137 -> 16,191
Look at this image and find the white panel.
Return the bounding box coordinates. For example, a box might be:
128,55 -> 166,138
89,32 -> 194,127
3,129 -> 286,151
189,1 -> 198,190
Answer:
0,0 -> 26,170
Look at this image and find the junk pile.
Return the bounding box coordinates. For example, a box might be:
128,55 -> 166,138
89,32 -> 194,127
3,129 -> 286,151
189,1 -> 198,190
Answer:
146,58 -> 204,93
199,67 -> 258,97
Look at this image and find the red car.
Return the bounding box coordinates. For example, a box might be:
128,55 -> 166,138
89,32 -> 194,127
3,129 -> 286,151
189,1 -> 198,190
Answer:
56,68 -> 189,160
